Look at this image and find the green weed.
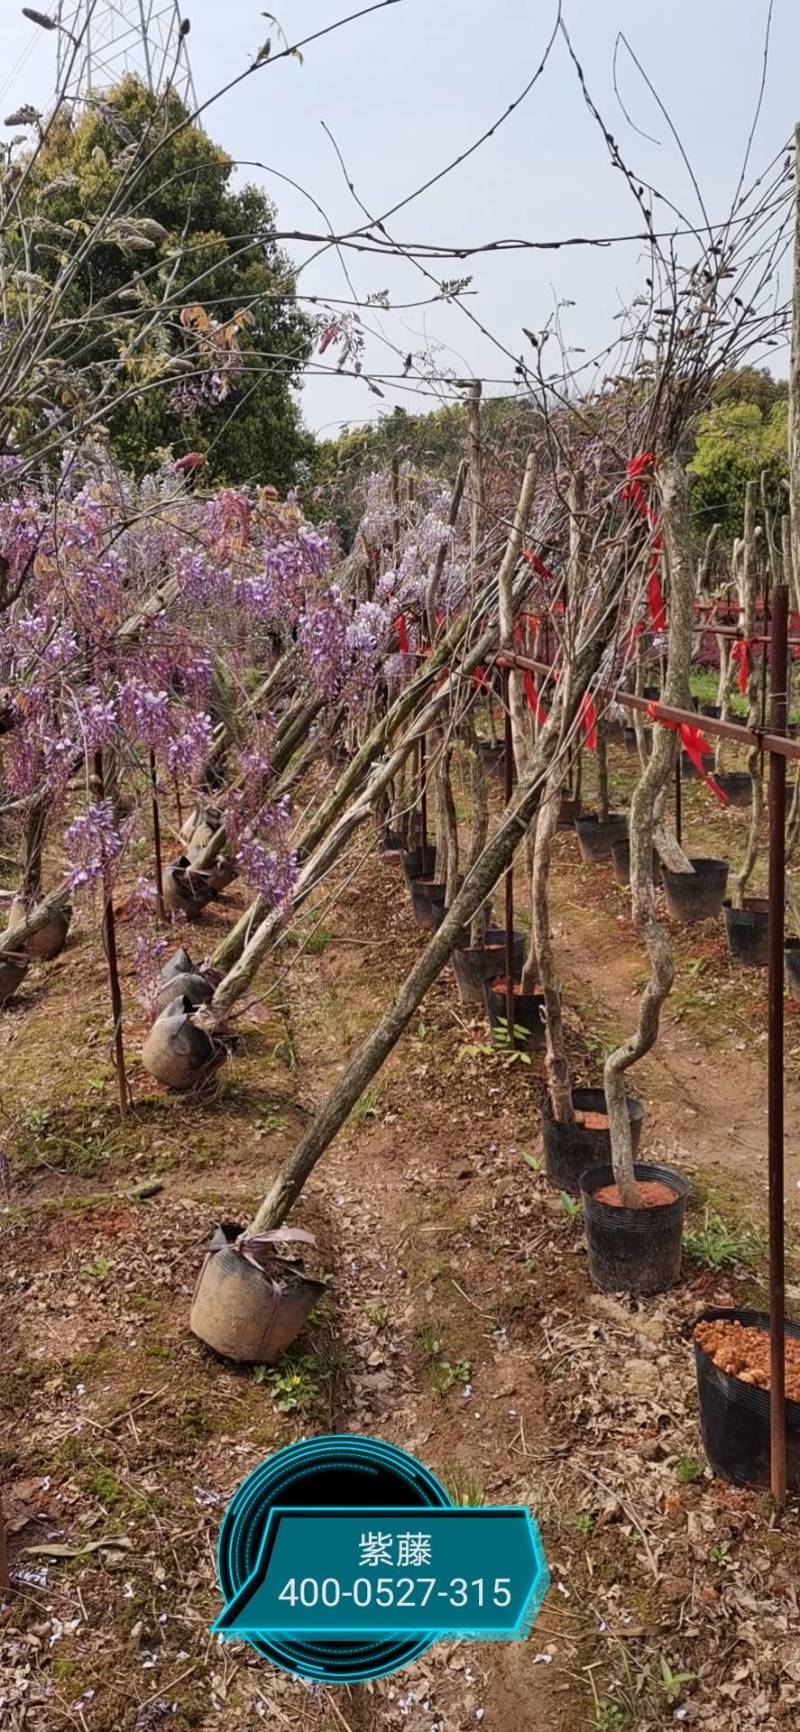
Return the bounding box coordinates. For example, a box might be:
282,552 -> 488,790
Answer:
684,1208 -> 765,1271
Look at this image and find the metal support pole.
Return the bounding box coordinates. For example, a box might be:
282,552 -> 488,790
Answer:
503,672 -> 515,1043
150,751 -> 165,923
674,753 -> 682,848
419,734 -> 428,852
93,753 -> 128,1121
0,1490 -> 8,1592
767,582 -> 788,1505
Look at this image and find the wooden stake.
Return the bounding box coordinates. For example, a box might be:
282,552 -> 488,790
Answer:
94,753 -> 128,1120
150,752 -> 165,923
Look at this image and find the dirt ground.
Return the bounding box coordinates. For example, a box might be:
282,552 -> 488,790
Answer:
2,738 -> 800,1732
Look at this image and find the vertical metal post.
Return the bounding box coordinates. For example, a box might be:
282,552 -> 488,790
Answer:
674,753 -> 682,847
150,751 -> 165,923
419,734 -> 428,853
0,1490 -> 8,1592
93,753 -> 128,1121
768,582 -> 788,1505
503,671 -> 515,1043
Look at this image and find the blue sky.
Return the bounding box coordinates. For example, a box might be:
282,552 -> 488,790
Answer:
1,1 -> 798,434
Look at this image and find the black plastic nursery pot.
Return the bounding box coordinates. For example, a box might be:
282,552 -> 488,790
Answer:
484,978 -> 545,1050
662,856 -> 729,924
700,703 -> 721,720
401,846 -> 437,887
542,1087 -> 644,1195
682,751 -> 715,781
142,994 -> 223,1090
0,950 -> 28,1006
723,898 -> 769,967
579,1161 -> 689,1294
785,938 -> 800,1001
609,837 -> 661,889
410,876 -> 447,930
381,825 -> 407,854
163,855 -> 215,921
624,726 -> 652,754
190,1222 -> 326,1364
574,812 -> 628,864
557,793 -> 582,830
693,1307 -> 800,1490
452,928 -> 526,1006
714,771 -> 753,808
8,896 -> 72,961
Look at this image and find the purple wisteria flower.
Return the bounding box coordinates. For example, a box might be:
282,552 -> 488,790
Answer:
64,801 -> 121,893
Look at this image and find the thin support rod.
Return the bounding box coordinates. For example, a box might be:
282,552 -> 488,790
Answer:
419,733 -> 428,852
150,751 -> 165,923
0,1490 -> 8,1592
94,753 -> 128,1121
674,753 -> 682,847
767,583 -> 788,1506
503,671 -> 515,1044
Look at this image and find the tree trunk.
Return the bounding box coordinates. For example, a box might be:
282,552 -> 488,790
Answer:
497,452 -> 538,777
530,763 -> 573,1120
596,720 -> 610,824
603,453 -> 696,1207
248,655 -> 605,1232
732,480 -> 763,908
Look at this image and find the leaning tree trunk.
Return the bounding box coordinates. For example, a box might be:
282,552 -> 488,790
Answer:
213,554 -> 507,973
603,453 -> 697,1207
732,480 -> 763,908
210,555 -> 540,1017
20,788 -> 49,901
247,625 -> 609,1232
529,759 -> 573,1120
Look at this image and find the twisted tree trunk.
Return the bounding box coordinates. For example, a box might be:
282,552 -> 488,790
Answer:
603,454 -> 696,1206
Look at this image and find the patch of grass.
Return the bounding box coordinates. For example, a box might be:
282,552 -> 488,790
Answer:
365,1300 -> 390,1329
80,1253 -> 113,1280
441,1462 -> 484,1506
87,1465 -> 125,1508
254,1352 -> 319,1413
684,1208 -> 765,1271
559,1191 -> 581,1220
348,1083 -> 383,1127
675,1452 -> 704,1485
414,1321 -> 470,1396
281,924 -> 335,956
431,1357 -> 471,1396
415,1320 -> 445,1361
254,1111 -> 288,1137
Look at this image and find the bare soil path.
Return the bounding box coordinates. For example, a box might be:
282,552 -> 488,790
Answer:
2,815 -> 800,1732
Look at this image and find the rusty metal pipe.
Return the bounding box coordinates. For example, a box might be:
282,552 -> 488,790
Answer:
768,583 -> 788,1505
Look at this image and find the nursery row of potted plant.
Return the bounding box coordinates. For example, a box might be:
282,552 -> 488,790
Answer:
552,787 -> 799,1491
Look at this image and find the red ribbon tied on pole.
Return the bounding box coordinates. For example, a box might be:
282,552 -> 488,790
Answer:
524,668 -> 548,725
730,637 -> 754,694
522,548 -> 557,585
645,704 -> 729,804
623,453 -> 666,633
393,614 -> 409,654
577,691 -> 597,749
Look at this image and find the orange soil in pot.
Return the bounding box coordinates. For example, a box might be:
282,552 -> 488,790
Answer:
694,1320 -> 800,1400
593,1180 -> 677,1208
574,1109 -> 609,1131
489,979 -> 543,997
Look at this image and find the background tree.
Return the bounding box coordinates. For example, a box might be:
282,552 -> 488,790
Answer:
689,396 -> 789,547
17,77 -> 314,487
